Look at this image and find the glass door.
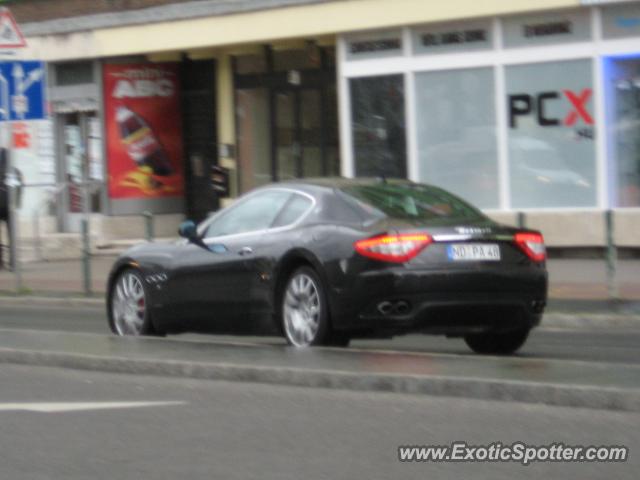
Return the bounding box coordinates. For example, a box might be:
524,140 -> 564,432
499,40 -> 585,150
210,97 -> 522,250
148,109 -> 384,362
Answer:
59,111 -> 102,232
236,88 -> 271,192
300,89 -> 323,178
273,88 -> 325,181
274,90 -> 298,181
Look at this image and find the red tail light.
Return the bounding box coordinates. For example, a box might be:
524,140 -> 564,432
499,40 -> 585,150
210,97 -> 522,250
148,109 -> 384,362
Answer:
354,234 -> 432,263
514,232 -> 546,262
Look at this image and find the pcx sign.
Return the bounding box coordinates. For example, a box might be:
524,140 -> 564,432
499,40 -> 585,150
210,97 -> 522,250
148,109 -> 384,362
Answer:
508,88 -> 594,138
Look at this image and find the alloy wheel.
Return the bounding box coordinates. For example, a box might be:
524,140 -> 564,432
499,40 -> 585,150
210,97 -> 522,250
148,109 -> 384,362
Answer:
112,271 -> 147,336
283,272 -> 322,347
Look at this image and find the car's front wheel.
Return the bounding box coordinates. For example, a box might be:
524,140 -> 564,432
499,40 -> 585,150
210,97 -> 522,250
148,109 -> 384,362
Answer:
109,268 -> 159,336
464,328 -> 530,355
281,266 -> 330,347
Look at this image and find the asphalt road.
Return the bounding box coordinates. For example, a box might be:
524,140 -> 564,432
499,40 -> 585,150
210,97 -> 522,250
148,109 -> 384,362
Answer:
0,304 -> 639,364
0,364 -> 637,480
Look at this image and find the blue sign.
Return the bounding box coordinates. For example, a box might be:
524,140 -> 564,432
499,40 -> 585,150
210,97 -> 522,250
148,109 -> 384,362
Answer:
0,61 -> 47,122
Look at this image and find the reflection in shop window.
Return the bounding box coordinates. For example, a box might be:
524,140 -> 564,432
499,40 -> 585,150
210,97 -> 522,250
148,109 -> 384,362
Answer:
609,57 -> 640,207
506,59 -> 597,208
416,67 -> 498,209
350,75 -> 406,179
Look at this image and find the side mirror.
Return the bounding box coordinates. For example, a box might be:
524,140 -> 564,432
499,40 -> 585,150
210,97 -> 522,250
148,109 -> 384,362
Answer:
178,220 -> 198,242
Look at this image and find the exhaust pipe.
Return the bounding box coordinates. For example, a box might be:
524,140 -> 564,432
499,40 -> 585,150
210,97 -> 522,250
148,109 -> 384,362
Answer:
377,300 -> 411,316
377,301 -> 394,315
394,301 -> 410,315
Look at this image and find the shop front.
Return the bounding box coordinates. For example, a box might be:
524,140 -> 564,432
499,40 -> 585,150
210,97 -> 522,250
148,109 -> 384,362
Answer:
338,2 -> 640,247
233,43 -> 340,193
41,55 -> 221,240
50,60 -> 103,233
100,57 -> 219,229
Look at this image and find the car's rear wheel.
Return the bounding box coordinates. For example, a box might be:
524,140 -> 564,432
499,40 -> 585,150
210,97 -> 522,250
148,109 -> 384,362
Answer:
464,328 -> 530,355
282,266 -> 330,347
109,269 -> 158,336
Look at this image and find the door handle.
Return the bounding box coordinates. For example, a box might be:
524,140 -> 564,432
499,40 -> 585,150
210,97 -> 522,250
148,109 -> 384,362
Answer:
238,246 -> 253,256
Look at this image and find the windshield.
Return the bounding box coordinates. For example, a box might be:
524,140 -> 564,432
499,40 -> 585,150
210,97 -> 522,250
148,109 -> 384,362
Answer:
339,183 -> 486,222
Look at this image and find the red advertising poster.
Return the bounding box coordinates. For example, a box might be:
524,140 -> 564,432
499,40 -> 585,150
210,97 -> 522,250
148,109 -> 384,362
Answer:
103,63 -> 184,199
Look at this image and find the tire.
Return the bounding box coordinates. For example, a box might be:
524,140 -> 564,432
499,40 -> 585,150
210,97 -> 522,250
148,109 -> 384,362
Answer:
281,266 -> 331,347
464,328 -> 530,355
108,268 -> 160,336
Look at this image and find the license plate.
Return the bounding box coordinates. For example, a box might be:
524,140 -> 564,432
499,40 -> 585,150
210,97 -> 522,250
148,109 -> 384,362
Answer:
447,244 -> 500,261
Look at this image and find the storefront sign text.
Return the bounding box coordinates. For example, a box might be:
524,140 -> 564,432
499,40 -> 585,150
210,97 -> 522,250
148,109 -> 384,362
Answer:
523,21 -> 572,37
421,29 -> 487,47
509,88 -> 594,138
350,38 -> 401,54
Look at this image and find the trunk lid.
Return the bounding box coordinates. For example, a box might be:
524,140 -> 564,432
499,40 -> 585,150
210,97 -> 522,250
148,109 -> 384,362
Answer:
384,219 -> 532,267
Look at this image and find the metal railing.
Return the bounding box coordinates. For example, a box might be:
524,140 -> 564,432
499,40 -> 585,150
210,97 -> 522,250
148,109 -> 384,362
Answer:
0,187 -> 624,299
515,210 -> 619,300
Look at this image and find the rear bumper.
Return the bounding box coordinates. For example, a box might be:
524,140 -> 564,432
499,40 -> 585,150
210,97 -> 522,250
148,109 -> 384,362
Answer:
331,266 -> 547,335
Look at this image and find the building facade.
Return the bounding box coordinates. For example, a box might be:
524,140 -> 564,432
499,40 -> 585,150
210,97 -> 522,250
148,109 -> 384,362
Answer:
7,0 -> 640,248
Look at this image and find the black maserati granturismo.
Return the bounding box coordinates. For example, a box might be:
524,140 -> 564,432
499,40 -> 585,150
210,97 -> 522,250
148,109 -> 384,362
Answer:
107,178 -> 547,354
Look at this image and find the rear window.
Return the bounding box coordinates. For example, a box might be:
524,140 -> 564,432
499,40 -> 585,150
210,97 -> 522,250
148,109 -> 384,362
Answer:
339,183 -> 485,222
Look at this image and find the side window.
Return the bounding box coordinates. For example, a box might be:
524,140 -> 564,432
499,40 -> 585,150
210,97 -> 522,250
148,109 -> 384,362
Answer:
204,190 -> 291,238
271,194 -> 313,228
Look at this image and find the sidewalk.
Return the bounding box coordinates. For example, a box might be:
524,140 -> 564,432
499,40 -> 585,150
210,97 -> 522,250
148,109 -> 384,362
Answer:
0,248 -> 639,303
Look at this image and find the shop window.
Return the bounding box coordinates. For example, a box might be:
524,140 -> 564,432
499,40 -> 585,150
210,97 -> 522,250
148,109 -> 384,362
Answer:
502,10 -> 591,48
602,3 -> 640,40
322,47 -> 337,69
506,59 -> 596,208
273,45 -> 322,71
350,75 -> 406,178
237,88 -> 272,192
345,30 -> 403,61
55,62 -> 94,86
607,57 -> 640,207
416,67 -> 499,209
412,20 -> 493,56
234,54 -> 267,75
325,83 -> 341,177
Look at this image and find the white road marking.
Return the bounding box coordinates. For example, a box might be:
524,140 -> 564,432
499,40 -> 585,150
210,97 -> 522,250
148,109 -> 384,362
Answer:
0,401 -> 186,412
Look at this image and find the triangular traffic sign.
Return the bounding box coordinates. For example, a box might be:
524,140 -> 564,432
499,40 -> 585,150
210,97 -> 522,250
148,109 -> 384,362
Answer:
0,8 -> 26,49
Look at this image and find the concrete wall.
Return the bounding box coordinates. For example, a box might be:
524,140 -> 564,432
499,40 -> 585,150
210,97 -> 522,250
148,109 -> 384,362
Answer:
487,210 -> 640,248
614,210 -> 640,248
7,213 -> 183,259
91,213 -> 185,242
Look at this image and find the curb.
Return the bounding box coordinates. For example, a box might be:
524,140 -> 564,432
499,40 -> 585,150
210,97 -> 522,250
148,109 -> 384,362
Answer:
0,347 -> 638,413
0,295 -> 104,308
543,312 -> 640,329
1,296 -> 639,329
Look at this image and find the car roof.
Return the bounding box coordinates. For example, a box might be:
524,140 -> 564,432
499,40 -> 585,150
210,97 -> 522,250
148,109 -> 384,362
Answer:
275,177 -> 414,193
